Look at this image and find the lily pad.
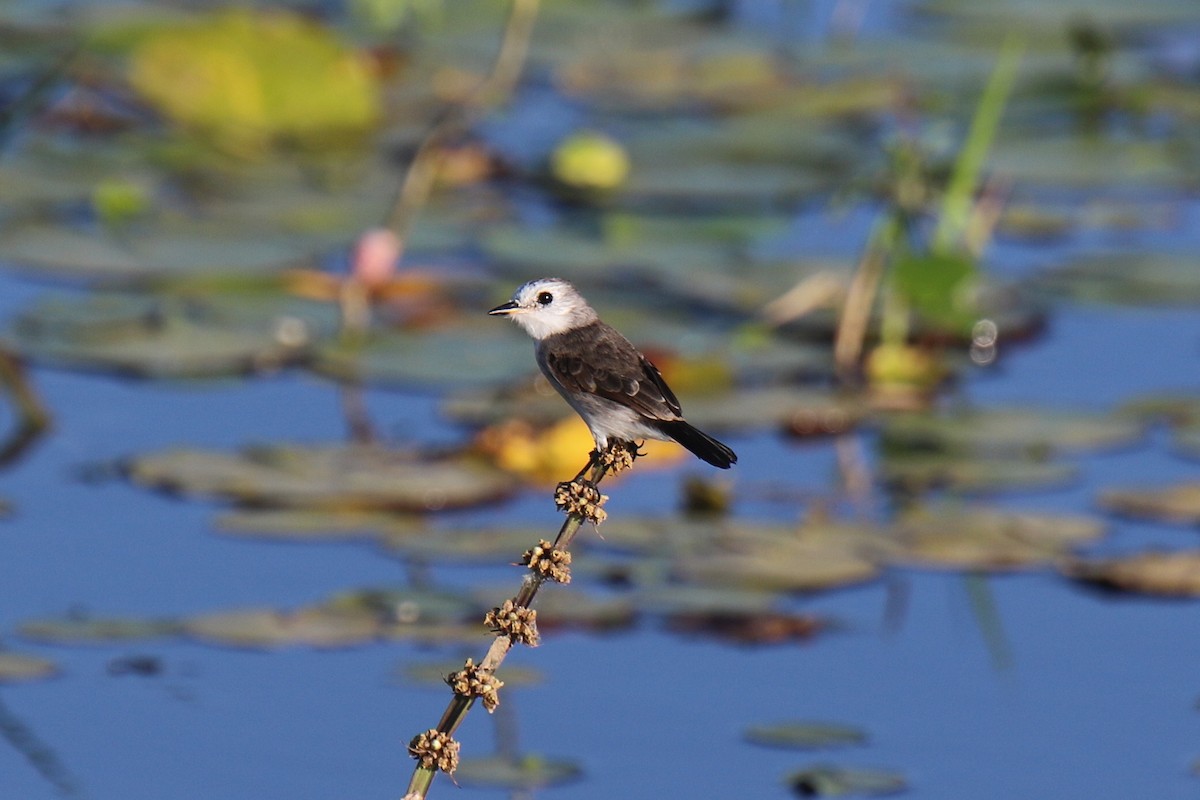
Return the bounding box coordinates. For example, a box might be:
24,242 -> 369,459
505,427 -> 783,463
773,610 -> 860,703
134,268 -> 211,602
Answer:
1062,551 -> 1200,597
1033,254 -> 1200,306
215,509 -> 423,542
634,584 -> 781,615
308,325 -> 533,388
5,292 -> 310,378
0,653 -> 58,683
880,452 -> 1078,494
673,522 -> 888,593
127,9 -> 379,149
1098,482 -> 1200,525
881,407 -> 1143,455
787,764 -> 908,797
455,754 -> 584,790
665,609 -> 825,645
183,606 -> 382,649
745,722 -> 868,750
18,617 -> 182,644
0,224 -> 322,280
989,136 -> 1188,189
124,444 -> 520,511
889,506 -> 1105,571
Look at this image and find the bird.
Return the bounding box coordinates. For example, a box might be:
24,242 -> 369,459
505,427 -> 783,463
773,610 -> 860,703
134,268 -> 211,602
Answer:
488,277 -> 737,469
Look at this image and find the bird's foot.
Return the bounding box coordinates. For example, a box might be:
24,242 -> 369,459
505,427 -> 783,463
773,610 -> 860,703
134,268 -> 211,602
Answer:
554,477 -> 608,524
599,440 -> 641,474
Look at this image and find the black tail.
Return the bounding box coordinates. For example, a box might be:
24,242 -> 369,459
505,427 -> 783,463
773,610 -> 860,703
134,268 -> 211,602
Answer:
656,421 -> 737,469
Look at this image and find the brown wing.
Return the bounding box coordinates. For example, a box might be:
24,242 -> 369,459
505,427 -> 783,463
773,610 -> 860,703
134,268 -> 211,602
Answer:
541,323 -> 682,421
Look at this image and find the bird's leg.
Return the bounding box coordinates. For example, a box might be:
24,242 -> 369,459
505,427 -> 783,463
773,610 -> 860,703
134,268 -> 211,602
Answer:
571,449 -> 601,481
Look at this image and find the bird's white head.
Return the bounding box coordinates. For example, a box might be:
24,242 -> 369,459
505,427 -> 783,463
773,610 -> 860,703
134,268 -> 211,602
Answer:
488,277 -> 599,340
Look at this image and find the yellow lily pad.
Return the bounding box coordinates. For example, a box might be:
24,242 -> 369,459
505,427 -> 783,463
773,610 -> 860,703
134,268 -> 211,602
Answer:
128,9 -> 379,151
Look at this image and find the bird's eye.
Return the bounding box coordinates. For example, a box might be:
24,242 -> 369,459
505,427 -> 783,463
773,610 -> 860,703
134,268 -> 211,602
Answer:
537,291 -> 553,306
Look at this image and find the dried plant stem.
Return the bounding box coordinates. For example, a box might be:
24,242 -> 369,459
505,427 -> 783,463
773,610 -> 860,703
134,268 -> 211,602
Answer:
833,215 -> 901,381
385,0 -> 540,240
402,445 -> 629,800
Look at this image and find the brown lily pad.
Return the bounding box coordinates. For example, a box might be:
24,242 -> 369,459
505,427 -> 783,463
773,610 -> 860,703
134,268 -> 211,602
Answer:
1099,482 -> 1200,525
1062,551 -> 1200,597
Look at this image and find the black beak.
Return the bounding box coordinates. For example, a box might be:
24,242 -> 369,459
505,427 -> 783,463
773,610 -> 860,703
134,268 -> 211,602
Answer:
488,301 -> 518,315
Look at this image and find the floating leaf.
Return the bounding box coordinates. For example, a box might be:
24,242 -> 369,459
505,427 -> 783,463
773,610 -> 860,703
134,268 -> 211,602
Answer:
787,764 -> 907,797
0,653 -> 58,683
880,452 -> 1078,494
891,252 -> 979,334
1033,254 -> 1200,306
215,509 -> 423,542
673,523 -> 888,592
127,9 -> 379,151
745,722 -> 868,750
881,407 -> 1143,455
989,136 -> 1186,189
8,299 -> 306,378
890,506 -> 1104,571
18,617 -> 182,644
308,325 -> 533,388
665,609 -> 825,645
125,445 -> 520,511
1062,551 -> 1200,597
325,588 -> 479,626
634,585 -> 780,615
1098,482 -> 1200,525
184,606 -> 382,649
455,754 -> 584,790
0,224 -> 322,279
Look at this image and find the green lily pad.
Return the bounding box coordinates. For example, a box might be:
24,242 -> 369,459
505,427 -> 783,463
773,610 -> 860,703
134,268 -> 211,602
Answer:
124,444 -> 520,511
989,136 -> 1187,189
1062,551 -> 1200,597
890,506 -> 1105,571
880,452 -> 1078,494
388,526 -> 565,562
1098,481 -> 1200,525
308,325 -> 533,388
881,407 -> 1143,455
18,617 -> 182,644
673,522 -> 888,593
0,224 -> 321,280
745,721 -> 868,750
1033,254 -> 1200,306
455,754 -> 584,790
184,605 -> 382,649
324,587 -> 479,625
787,764 -> 908,797
1118,393 -> 1200,428
513,588 -> 637,633
634,584 -> 781,615
0,653 -> 58,683
215,509 -> 423,542
5,292 -> 310,378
